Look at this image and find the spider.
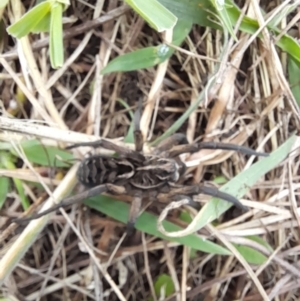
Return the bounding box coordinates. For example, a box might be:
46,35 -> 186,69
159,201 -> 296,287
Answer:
15,101 -> 268,230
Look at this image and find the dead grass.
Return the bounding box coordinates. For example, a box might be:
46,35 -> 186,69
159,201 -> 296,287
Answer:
1,0 -> 300,300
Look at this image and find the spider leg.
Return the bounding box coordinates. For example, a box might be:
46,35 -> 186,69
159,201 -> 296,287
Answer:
197,185 -> 248,211
133,98 -> 144,152
168,141 -> 268,158
154,133 -> 189,154
66,139 -> 144,162
126,195 -> 142,234
156,192 -> 201,212
162,185 -> 247,211
13,184 -> 126,224
172,194 -> 200,209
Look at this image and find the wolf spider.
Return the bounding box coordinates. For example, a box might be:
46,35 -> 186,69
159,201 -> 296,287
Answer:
15,101 -> 268,230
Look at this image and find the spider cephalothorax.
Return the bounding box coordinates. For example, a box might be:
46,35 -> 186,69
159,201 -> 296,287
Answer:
15,101 -> 268,229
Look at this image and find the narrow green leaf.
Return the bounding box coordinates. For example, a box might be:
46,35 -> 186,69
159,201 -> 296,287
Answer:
213,176 -> 227,184
247,235 -> 274,253
32,12 -> 51,33
1,152 -> 30,210
172,18 -> 193,45
102,19 -> 192,74
178,210 -> 198,258
9,140 -> 73,168
276,34 -> 300,66
49,2 -> 64,68
125,0 -> 177,32
234,245 -> 267,265
158,0 -> 217,28
288,56 -> 300,107
85,196 -> 231,255
12,177 -> 30,210
101,45 -> 174,74
179,210 -> 193,224
7,1 -> 51,38
210,0 -> 237,41
0,176 -> 9,210
0,139 -> 42,151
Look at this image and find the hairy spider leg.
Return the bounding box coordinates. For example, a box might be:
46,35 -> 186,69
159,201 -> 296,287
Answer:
196,185 -> 248,211
173,194 -> 200,209
159,185 -> 247,211
66,139 -> 144,162
127,195 -> 143,233
13,184 -> 126,224
154,133 -> 189,154
133,98 -> 144,152
167,141 -> 268,158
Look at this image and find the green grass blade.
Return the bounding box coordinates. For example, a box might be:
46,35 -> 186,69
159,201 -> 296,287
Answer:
0,174 -> 9,210
231,235 -> 273,265
210,0 -> 237,41
234,245 -> 267,265
158,0 -> 218,28
247,235 -> 274,253
9,140 -> 73,168
101,45 -> 174,74
101,19 -> 192,74
172,19 -> 193,45
11,177 -> 30,210
49,2 -> 64,68
288,56 -> 300,107
7,1 -> 51,38
125,0 -> 177,32
32,11 -> 51,33
85,196 -> 231,255
0,152 -> 30,209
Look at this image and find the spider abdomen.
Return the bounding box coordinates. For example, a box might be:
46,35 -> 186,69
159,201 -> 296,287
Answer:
77,155 -> 134,187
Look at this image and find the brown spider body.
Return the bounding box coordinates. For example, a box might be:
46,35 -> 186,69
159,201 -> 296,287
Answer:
77,153 -> 183,198
15,101 -> 268,230
76,131 -> 188,189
